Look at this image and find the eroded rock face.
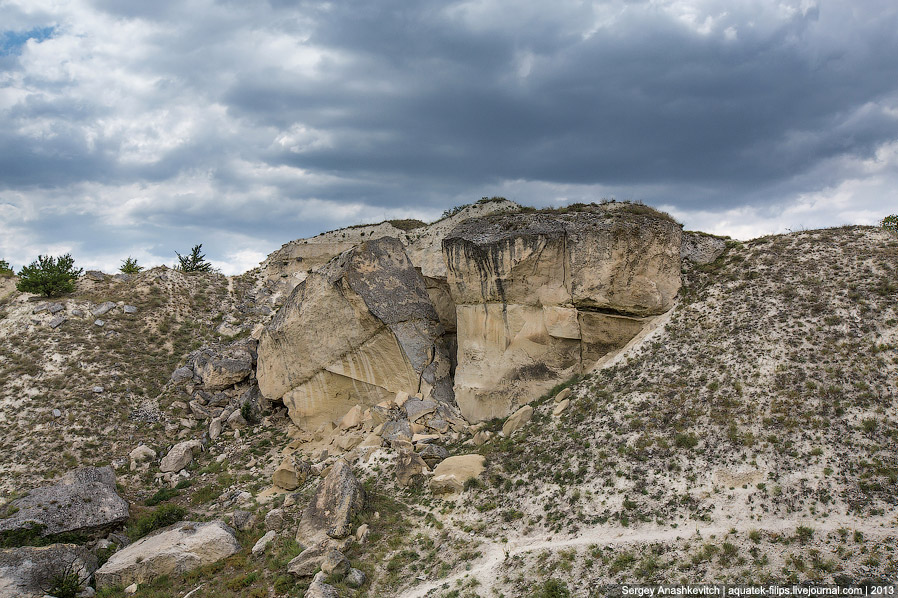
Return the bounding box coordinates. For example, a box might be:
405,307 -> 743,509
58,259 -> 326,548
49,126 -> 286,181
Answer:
682,231 -> 727,265
406,198 -> 521,331
444,205 -> 682,421
95,520 -> 240,588
0,466 -> 129,540
0,544 -> 97,598
261,221 -> 415,290
257,237 -> 454,429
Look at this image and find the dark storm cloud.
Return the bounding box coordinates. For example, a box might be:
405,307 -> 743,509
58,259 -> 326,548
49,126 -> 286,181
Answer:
1,0 -> 897,273
246,0 -> 898,204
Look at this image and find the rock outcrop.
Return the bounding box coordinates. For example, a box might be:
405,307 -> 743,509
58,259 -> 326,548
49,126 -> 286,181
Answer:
95,520 -> 241,588
444,205 -> 682,421
0,466 -> 129,540
0,544 -> 97,598
406,198 -> 521,331
257,237 -> 455,428
681,231 -> 727,265
261,221 -> 420,290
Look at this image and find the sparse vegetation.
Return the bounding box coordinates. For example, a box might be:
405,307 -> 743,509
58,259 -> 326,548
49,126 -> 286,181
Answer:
1,218 -> 895,597
41,558 -> 90,598
126,504 -> 187,541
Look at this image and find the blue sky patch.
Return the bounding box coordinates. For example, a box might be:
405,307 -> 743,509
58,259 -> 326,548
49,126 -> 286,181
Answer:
0,26 -> 55,56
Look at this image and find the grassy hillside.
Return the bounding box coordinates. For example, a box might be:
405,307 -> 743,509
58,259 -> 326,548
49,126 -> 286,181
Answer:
1,225 -> 895,598
406,225 -> 898,595
0,268 -> 261,494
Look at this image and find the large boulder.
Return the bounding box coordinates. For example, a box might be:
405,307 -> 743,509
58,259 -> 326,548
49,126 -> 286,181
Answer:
0,467 -> 129,540
396,450 -> 429,486
502,405 -> 533,437
272,456 -> 309,491
94,520 -> 240,588
443,204 -> 682,421
258,237 -> 455,429
287,543 -> 327,577
305,571 -> 339,598
296,459 -> 364,544
430,454 -> 486,493
193,340 -> 256,391
159,440 -> 203,473
0,544 -> 97,598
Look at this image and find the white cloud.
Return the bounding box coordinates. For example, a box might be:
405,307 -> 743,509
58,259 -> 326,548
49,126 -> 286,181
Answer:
1,0 -> 897,274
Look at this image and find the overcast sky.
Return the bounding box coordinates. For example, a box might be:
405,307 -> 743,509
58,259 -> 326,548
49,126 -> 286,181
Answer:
1,0 -> 896,274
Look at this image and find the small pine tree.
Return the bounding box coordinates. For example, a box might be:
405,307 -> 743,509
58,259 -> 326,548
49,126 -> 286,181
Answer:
15,254 -> 83,297
175,244 -> 213,272
119,256 -> 144,274
882,214 -> 898,235
0,259 -> 13,278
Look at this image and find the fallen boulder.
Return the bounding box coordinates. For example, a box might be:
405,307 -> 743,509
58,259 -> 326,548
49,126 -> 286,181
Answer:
287,543 -> 327,577
0,544 -> 96,598
0,467 -> 129,541
272,456 -> 309,491
501,405 -> 533,437
296,459 -> 364,544
94,520 -> 240,588
320,549 -> 350,576
159,440 -> 203,473
430,454 -> 485,493
129,445 -> 156,470
305,571 -> 339,598
91,301 -> 116,316
251,530 -> 277,558
396,450 -> 429,486
193,340 -> 256,391
418,444 -> 449,468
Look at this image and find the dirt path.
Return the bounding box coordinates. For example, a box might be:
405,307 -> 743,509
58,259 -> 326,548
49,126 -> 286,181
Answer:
400,515 -> 896,597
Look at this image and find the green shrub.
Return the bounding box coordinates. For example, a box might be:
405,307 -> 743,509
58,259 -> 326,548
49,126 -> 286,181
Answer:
536,578 -> 571,598
0,523 -> 88,549
882,214 -> 898,235
15,254 -> 83,297
41,559 -> 89,598
119,256 -> 144,274
95,544 -> 117,568
0,259 -> 13,278
144,487 -> 180,506
126,504 -> 187,541
674,433 -> 699,449
175,244 -> 213,272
